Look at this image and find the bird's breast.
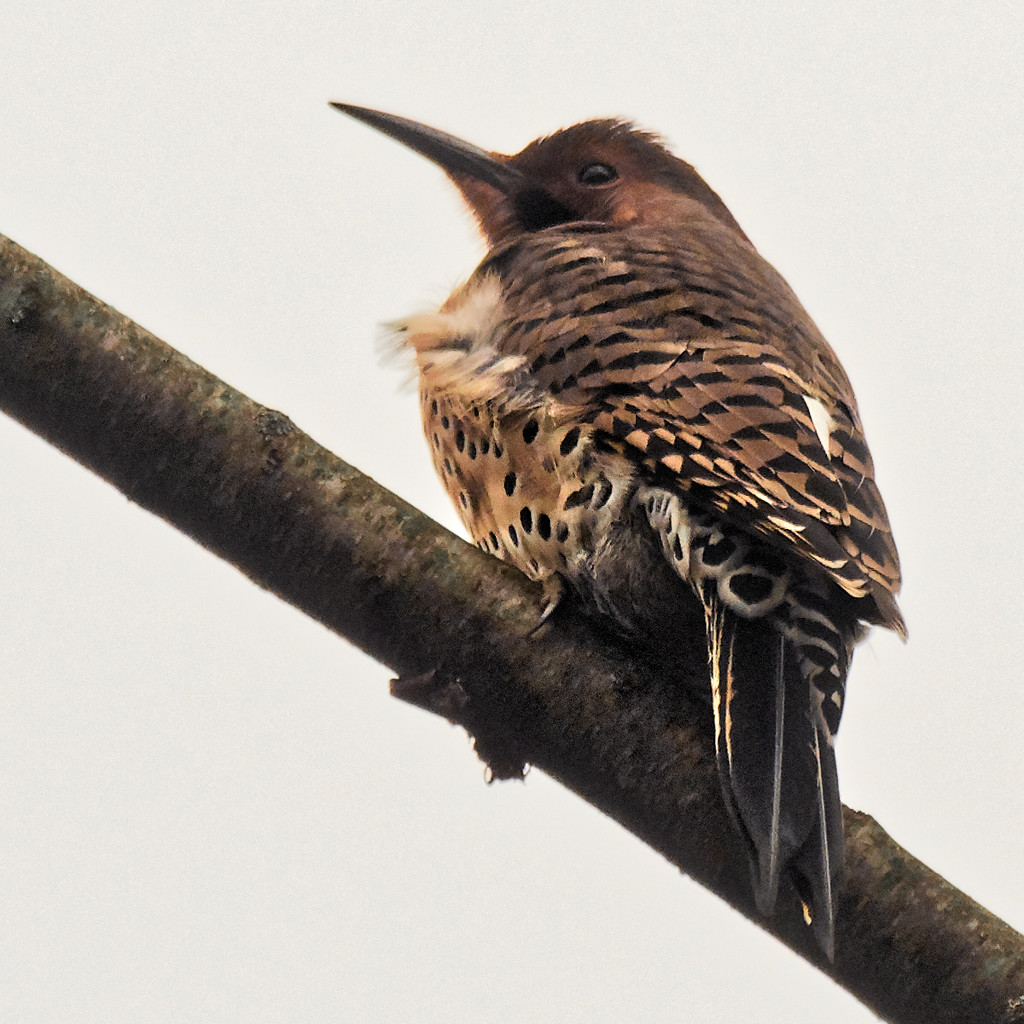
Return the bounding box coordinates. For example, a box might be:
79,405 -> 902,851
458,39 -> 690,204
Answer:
395,274 -> 646,602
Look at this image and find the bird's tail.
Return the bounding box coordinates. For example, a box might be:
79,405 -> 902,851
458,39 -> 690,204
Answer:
702,585 -> 847,959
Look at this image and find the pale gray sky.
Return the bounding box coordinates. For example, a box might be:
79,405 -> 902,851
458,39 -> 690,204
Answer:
3,3 -> 1023,1021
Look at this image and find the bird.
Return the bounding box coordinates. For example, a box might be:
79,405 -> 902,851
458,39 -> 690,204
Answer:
332,102 -> 904,959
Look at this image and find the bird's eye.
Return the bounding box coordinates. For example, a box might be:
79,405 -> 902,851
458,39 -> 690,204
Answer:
578,162 -> 618,186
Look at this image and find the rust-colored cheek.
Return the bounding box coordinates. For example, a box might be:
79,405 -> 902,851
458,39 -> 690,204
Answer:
610,198 -> 640,225
449,165 -> 518,248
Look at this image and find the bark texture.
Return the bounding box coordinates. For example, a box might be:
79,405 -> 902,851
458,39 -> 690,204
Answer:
2,233 -> 1022,1023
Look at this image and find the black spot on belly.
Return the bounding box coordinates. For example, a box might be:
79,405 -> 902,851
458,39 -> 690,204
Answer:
564,483 -> 594,510
520,507 -> 533,533
504,472 -> 517,496
593,476 -> 614,509
560,426 -> 581,456
522,418 -> 539,444
508,524 -> 520,547
536,513 -> 551,540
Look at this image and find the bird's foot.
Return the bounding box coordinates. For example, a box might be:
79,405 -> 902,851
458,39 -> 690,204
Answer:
530,574 -> 566,637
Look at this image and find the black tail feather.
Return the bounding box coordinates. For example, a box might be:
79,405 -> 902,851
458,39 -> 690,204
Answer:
704,589 -> 842,957
791,726 -> 844,960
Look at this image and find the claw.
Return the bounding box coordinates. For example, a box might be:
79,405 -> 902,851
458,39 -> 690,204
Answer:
530,574 -> 566,636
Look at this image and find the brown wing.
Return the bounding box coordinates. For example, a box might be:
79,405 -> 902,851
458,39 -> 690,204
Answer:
483,222 -> 904,632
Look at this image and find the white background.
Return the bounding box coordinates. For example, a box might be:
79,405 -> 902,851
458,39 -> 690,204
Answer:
3,3 -> 1022,1021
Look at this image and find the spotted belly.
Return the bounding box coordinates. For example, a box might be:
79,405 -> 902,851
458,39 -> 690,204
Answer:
422,384 -> 855,704
421,390 -> 636,587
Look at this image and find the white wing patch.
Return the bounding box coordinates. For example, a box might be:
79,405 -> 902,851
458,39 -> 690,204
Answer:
802,395 -> 834,458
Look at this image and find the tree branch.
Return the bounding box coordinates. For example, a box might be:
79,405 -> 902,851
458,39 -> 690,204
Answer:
2,233 -> 1022,1023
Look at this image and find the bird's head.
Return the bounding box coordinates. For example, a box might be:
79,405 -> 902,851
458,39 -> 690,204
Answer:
332,104 -> 749,249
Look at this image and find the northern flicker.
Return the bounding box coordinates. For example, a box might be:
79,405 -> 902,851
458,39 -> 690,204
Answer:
333,103 -> 904,958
